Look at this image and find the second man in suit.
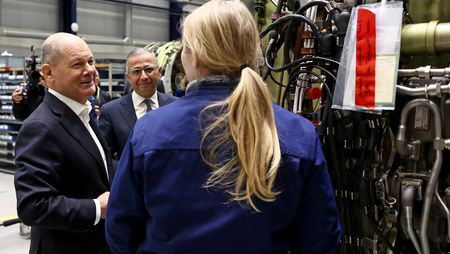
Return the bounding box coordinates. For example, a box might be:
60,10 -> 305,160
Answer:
98,48 -> 177,166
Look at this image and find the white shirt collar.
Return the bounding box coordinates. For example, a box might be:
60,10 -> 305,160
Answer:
131,90 -> 158,108
48,88 -> 92,120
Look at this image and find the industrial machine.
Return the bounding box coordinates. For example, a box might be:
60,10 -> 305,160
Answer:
251,0 -> 450,253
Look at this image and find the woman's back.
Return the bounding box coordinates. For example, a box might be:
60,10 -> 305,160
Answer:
106,77 -> 340,253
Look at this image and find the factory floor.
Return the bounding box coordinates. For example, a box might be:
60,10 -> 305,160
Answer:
0,166 -> 30,254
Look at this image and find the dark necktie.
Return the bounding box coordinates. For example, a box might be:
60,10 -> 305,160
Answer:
143,99 -> 153,112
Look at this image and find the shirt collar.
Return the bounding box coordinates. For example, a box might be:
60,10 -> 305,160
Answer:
132,90 -> 158,108
48,88 -> 92,118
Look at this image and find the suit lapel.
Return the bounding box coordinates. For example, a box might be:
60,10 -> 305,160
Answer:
119,94 -> 137,130
46,94 -> 110,185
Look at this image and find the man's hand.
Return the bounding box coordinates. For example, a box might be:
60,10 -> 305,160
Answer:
97,191 -> 110,219
12,87 -> 24,104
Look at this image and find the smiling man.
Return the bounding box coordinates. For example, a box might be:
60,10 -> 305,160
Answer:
14,32 -> 114,254
98,48 -> 177,167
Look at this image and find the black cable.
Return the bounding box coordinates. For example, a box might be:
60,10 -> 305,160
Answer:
279,67 -> 334,120
269,72 -> 287,88
295,0 -> 330,14
310,65 -> 336,81
264,31 -> 279,75
260,14 -> 320,39
287,66 -> 333,99
266,55 -> 340,73
288,70 -> 328,98
282,19 -> 294,75
295,0 -> 343,37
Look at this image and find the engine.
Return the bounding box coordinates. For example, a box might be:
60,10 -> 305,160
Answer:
251,0 -> 450,253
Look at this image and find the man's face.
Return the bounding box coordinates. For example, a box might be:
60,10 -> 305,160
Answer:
126,52 -> 161,98
49,40 -> 96,103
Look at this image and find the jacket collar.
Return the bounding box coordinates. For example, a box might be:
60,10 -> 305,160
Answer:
185,75 -> 239,96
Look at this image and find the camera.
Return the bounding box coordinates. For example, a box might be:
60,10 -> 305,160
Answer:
23,45 -> 44,104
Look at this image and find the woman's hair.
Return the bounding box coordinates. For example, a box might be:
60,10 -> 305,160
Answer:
183,0 -> 281,211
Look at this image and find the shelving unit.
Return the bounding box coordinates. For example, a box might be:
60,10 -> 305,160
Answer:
95,59 -> 126,99
0,57 -> 25,170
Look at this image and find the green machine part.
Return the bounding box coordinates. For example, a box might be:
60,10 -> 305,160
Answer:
401,21 -> 450,56
401,0 -> 450,67
145,40 -> 184,95
407,0 -> 450,23
242,0 -> 291,103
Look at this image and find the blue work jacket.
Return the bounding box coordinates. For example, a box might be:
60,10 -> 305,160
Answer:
106,76 -> 341,254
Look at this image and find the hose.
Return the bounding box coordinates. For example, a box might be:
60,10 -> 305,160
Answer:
402,185 -> 422,254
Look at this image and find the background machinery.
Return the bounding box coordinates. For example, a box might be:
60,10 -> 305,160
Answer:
251,0 -> 450,253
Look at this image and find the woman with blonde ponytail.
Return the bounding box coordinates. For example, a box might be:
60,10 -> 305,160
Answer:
106,0 -> 341,253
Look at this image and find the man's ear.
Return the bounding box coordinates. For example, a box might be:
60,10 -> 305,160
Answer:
157,67 -> 162,78
40,64 -> 53,81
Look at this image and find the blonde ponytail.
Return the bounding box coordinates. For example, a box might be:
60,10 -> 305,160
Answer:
201,68 -> 281,211
183,0 -> 282,211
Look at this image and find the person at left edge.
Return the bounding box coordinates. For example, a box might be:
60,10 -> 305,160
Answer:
14,32 -> 114,254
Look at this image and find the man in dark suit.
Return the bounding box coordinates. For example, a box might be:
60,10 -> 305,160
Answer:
14,32 -> 114,254
98,48 -> 177,165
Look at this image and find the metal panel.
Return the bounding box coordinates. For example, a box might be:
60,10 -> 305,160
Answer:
131,7 -> 169,42
0,0 -> 58,32
77,1 -> 125,38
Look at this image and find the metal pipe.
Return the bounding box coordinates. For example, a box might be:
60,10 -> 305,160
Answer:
294,73 -> 308,114
396,99 -> 443,254
421,150 -> 443,254
293,83 -> 300,113
402,185 -> 422,254
397,66 -> 450,78
0,27 -> 154,47
124,0 -> 132,39
396,84 -> 450,97
395,125 -> 414,157
435,186 -> 450,242
92,0 -> 193,15
1,28 -> 51,39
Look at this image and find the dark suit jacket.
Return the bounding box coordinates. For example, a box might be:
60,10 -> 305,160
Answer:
98,91 -> 177,165
14,93 -> 114,254
96,89 -> 112,107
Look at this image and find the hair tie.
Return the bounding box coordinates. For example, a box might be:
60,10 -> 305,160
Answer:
239,64 -> 249,71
